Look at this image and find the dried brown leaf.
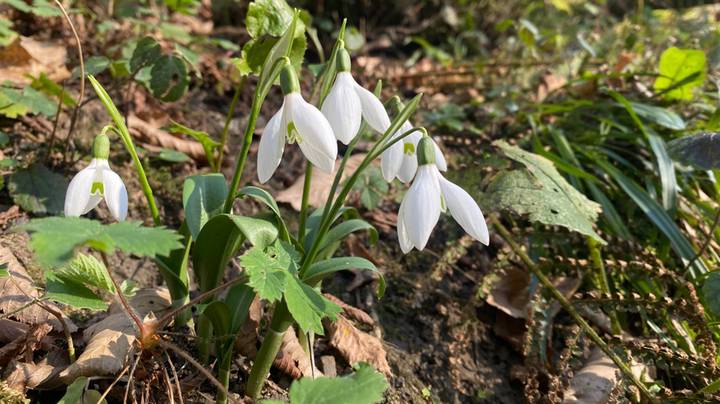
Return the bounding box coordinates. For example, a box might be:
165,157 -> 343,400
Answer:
273,327 -> 321,379
59,288 -> 171,383
4,350 -> 68,392
127,115 -> 206,161
0,245 -> 76,332
323,294 -> 375,327
0,323 -> 52,367
276,154 -> 366,211
0,37 -> 70,86
326,315 -> 391,376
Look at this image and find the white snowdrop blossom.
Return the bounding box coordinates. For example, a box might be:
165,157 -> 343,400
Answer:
380,119 -> 447,183
321,48 -> 391,144
64,134 -> 128,221
397,136 -> 488,253
258,65 -> 338,183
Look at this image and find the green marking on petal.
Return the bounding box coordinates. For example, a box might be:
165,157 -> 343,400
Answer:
287,121 -> 302,144
90,182 -> 104,195
403,142 -> 415,155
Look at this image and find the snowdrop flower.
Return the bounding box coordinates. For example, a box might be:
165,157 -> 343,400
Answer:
321,47 -> 391,144
397,135 -> 488,253
258,64 -> 338,183
381,119 -> 448,183
64,133 -> 128,221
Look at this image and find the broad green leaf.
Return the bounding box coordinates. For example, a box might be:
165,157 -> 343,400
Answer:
224,284 -> 256,333
488,141 -> 604,243
31,73 -> 76,106
239,245 -> 290,302
702,272 -> 720,317
0,86 -> 29,118
202,300 -> 231,336
238,186 -> 290,240
597,159 -> 707,279
55,253 -> 115,292
149,55 -> 189,102
287,363 -> 388,404
193,214 -> 278,292
629,102 -> 685,131
183,174 -> 228,239
352,166 -> 389,210
72,56 -> 110,79
8,163 -> 67,214
45,271 -> 108,311
667,132 -> 720,170
0,85 -> 56,118
57,376 -> 106,404
246,0 -> 294,38
284,274 -> 341,335
130,36 -> 162,72
654,47 -> 706,100
157,148 -> 189,163
317,219 -> 378,254
303,256 -> 385,297
104,221 -> 183,258
164,0 -> 199,14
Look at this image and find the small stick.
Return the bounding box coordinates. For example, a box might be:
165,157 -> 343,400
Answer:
164,350 -> 185,404
96,363 -> 130,404
124,350 -> 142,404
161,363 -> 175,404
159,339 -> 232,401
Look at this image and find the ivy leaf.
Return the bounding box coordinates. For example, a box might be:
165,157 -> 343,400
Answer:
8,163 -> 68,214
55,253 -> 115,293
239,242 -> 294,302
487,141 -> 604,243
284,274 -> 341,335
654,47 -> 706,101
285,363 -> 388,404
149,55 -> 189,102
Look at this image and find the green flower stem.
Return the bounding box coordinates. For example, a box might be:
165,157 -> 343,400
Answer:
246,300 -> 294,398
88,75 -> 161,226
491,216 -> 658,403
216,77 -> 246,172
586,236 -> 622,335
298,161 -> 314,241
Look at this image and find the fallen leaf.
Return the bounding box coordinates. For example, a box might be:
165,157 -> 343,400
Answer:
273,327 -> 322,379
0,244 -> 76,332
59,288 -> 171,383
536,71 -> 567,102
0,37 -> 70,86
344,235 -> 382,294
323,293 -> 375,326
0,322 -> 52,367
276,154 -> 366,211
127,115 -> 206,161
4,349 -> 69,392
325,315 -> 391,376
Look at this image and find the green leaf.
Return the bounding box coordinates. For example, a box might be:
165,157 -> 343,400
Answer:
654,47 -> 706,100
183,174 -> 229,240
72,56 -> 110,79
240,244 -> 290,302
246,0 -> 294,38
202,300 -> 231,336
629,102 -> 685,131
0,263 -> 8,277
57,376 -> 107,404
238,186 -> 290,240
164,0 -> 199,14
8,163 -> 68,214
104,221 -> 182,258
193,214 -> 278,292
45,270 -> 108,311
284,274 -> 341,335
488,141 -> 604,243
55,253 -> 115,292
0,85 -> 56,118
157,148 -> 189,163
168,120 -> 219,167
352,166 -> 388,210
130,36 -> 162,73
303,257 -> 385,297
31,73 -> 76,106
149,55 -> 189,102
702,272 -> 720,317
287,363 -> 388,404
667,132 -> 720,170
317,219 -> 378,254
0,17 -> 18,46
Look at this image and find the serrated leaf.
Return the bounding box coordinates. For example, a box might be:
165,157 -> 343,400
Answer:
284,274 -> 341,335
667,132 -> 720,170
104,221 -> 183,258
45,270 -> 108,311
654,47 -> 706,100
149,55 -> 189,102
8,163 -> 68,214
239,241 -> 297,302
56,253 -> 115,293
287,363 -> 388,404
183,174 -> 228,240
488,141 -> 604,243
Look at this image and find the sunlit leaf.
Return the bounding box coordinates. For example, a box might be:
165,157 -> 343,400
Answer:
654,47 -> 706,100
284,363 -> 388,404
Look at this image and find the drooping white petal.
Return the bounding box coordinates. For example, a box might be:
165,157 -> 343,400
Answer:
433,139 -> 448,171
439,175 -> 489,245
352,81 -> 390,133
321,72 -> 362,144
396,202 -> 413,253
401,165 -> 441,250
257,105 -> 286,184
64,162 -> 98,217
381,121 -> 413,182
289,93 -> 338,173
397,130 -> 422,184
102,165 -> 129,221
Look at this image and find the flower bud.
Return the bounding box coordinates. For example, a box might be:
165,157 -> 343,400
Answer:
417,135 -> 436,166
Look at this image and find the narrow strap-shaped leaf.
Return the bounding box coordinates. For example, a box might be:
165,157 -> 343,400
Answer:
237,186 -> 290,241
317,219 -> 378,254
303,256 -> 385,298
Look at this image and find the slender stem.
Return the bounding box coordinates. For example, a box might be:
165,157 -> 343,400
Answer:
491,217 -> 658,403
88,76 -> 161,225
246,301 -> 293,399
217,78 -> 246,172
586,237 -> 622,335
101,253 -> 144,336
298,162 -> 314,239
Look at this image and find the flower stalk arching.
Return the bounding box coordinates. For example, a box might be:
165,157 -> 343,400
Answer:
87,75 -> 161,226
